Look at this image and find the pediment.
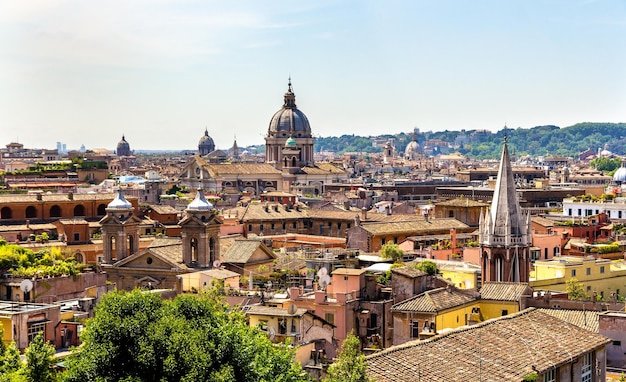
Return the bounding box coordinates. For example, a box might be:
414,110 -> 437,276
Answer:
113,248 -> 183,270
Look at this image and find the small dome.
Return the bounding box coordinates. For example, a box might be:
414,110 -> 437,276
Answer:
614,166 -> 626,182
186,189 -> 214,211
285,137 -> 296,147
267,80 -> 312,137
117,135 -> 131,156
198,128 -> 216,155
108,190 -> 133,209
405,141 -> 419,155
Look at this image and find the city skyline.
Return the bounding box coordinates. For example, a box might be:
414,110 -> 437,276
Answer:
1,0 -> 625,151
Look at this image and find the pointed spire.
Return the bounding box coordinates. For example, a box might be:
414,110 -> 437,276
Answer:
205,127 -> 209,136
481,137 -> 530,246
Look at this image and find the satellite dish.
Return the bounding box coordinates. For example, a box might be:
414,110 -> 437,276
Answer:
288,304 -> 297,315
319,275 -> 331,290
20,279 -> 33,293
317,267 -> 328,278
267,326 -> 276,341
213,260 -> 221,268
266,281 -> 273,290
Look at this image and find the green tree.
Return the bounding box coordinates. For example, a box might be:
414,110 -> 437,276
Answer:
415,260 -> 438,275
0,330 -> 23,382
61,289 -> 307,382
379,243 -> 404,263
324,332 -> 371,382
590,157 -> 621,173
24,332 -> 56,382
566,278 -> 587,301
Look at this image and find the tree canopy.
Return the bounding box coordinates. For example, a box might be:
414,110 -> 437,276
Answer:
0,241 -> 83,278
324,332 -> 371,382
415,260 -> 438,275
379,243 -> 404,263
61,289 -> 307,382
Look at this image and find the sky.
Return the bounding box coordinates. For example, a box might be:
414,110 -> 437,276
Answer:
1,0 -> 625,151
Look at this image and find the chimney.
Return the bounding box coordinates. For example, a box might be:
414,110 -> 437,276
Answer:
450,228 -> 457,251
361,207 -> 368,221
289,286 -> 300,300
36,193 -> 42,201
336,292 -> 347,304
67,192 -> 73,200
315,290 -> 326,304
386,205 -> 391,216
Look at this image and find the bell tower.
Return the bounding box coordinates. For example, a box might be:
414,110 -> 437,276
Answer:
478,137 -> 531,283
178,189 -> 221,268
99,190 -> 141,263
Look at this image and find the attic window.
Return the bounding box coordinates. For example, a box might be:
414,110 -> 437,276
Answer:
146,257 -> 153,265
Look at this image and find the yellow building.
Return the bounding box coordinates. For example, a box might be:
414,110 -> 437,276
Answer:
177,268 -> 240,293
477,282 -> 532,320
531,256 -> 626,299
391,282 -> 532,346
391,286 -> 480,346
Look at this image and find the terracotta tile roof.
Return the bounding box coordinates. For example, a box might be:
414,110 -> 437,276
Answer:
331,268 -> 366,276
391,266 -> 426,279
479,282 -> 531,301
434,198 -> 489,208
531,215 -> 555,228
536,308 -> 598,332
56,218 -> 89,225
245,305 -> 308,317
241,203 -> 309,221
391,287 -> 476,313
204,163 -> 282,176
197,268 -> 240,279
147,204 -> 180,215
358,219 -> 469,236
0,192 -> 124,203
221,239 -> 275,264
299,163 -> 346,175
0,223 -> 57,231
147,240 -> 188,269
367,308 -> 611,381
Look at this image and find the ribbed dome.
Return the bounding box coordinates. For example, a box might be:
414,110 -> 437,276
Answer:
186,189 -> 214,211
614,166 -> 626,182
117,135 -> 131,156
268,80 -> 311,137
198,128 -> 215,155
107,190 -> 133,209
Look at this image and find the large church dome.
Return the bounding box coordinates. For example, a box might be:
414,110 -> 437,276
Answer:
198,128 -> 215,155
267,80 -> 312,138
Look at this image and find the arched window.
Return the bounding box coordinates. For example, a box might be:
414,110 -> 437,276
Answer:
448,210 -> 454,218
209,237 -> 216,265
0,207 -> 12,219
97,204 -> 107,216
291,157 -> 297,167
74,252 -> 84,264
74,205 -> 85,217
127,235 -> 134,257
25,206 -> 37,219
50,205 -> 61,218
191,238 -> 198,262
